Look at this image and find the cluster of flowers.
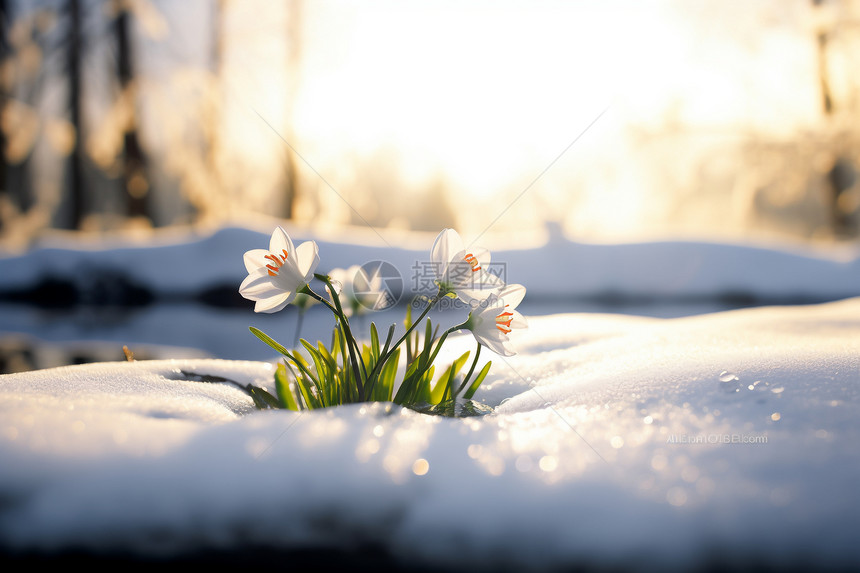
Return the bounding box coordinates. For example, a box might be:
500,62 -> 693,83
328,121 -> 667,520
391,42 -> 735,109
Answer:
238,226 -> 527,412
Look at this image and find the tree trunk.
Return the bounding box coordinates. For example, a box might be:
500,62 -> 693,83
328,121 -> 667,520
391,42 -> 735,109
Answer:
67,0 -> 85,229
0,0 -> 8,216
116,5 -> 149,221
283,0 -> 302,220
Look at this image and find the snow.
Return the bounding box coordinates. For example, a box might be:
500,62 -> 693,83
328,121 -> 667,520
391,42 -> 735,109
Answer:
1,297 -> 859,570
1,225 -> 860,570
1,223 -> 859,302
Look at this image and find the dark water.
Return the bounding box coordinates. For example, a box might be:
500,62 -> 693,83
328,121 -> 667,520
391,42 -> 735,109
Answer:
0,297 -> 762,375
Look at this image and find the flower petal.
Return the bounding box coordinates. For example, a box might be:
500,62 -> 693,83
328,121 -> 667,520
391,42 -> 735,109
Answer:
498,284 -> 527,310
498,340 -> 517,356
272,255 -> 307,290
269,226 -> 297,261
431,228 -> 463,278
295,240 -> 320,280
239,269 -> 280,299
510,309 -> 528,329
472,329 -> 514,356
254,291 -> 295,313
457,283 -> 504,307
243,249 -> 271,274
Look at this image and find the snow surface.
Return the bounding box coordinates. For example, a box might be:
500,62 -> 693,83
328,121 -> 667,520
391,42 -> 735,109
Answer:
2,223 -> 859,301
2,224 -> 860,569
1,297 -> 860,571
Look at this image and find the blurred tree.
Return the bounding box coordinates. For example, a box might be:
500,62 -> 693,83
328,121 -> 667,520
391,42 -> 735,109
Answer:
0,0 -> 8,228
114,1 -> 150,222
282,0 -> 301,220
0,1 -> 42,236
813,0 -> 858,238
64,0 -> 85,229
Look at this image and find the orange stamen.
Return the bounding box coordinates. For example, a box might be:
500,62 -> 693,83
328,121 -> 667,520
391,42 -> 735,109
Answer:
264,249 -> 289,277
464,253 -> 481,272
496,310 -> 514,333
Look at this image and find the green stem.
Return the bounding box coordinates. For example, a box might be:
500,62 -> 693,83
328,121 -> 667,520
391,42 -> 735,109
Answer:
424,320 -> 467,370
363,324 -> 396,400
383,287 -> 445,364
455,342 -> 481,399
369,288 -> 446,390
320,276 -> 368,381
407,320 -> 469,393
300,282 -> 338,314
304,277 -> 367,401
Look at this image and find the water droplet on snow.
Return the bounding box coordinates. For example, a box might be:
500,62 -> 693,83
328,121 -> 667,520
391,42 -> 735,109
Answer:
719,371 -> 739,383
719,371 -> 742,393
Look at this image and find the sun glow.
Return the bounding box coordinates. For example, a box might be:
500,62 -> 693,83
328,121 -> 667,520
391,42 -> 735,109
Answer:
95,0 -> 853,243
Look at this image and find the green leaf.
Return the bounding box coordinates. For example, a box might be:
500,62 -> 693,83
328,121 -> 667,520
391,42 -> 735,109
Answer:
416,365 -> 436,403
247,385 -> 282,410
464,361 -> 492,399
275,362 -> 299,411
370,322 -> 380,361
376,348 -> 400,401
300,339 -> 330,384
429,364 -> 451,404
423,319 -> 433,356
430,351 -> 469,404
249,326 -> 291,357
295,373 -> 320,409
290,346 -> 321,387
317,341 -> 336,370
394,358 -> 421,404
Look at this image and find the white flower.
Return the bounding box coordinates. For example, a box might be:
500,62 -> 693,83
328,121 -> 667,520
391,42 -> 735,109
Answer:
327,265 -> 363,317
239,227 -> 320,313
328,264 -> 393,316
430,228 -> 503,306
465,284 -> 528,356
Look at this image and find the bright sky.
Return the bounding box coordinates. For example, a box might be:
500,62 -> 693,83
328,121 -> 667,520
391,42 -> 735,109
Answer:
236,0 -> 824,242
97,0 -> 838,242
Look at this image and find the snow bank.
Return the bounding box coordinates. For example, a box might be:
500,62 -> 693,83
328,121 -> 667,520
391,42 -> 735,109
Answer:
1,224 -> 858,302
1,297 -> 859,570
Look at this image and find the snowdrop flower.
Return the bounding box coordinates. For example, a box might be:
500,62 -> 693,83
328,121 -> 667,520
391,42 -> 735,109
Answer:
431,228 -> 503,306
329,264 -> 394,315
464,284 -> 528,357
327,265 -> 364,317
239,226 -> 320,313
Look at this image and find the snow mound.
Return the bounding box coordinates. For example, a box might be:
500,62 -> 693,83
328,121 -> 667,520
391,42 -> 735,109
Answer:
1,225 -> 859,302
1,298 -> 859,571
